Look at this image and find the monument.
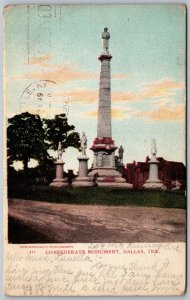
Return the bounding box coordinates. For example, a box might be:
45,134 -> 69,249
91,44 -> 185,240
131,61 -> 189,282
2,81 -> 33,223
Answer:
143,139 -> 166,189
88,28 -> 132,188
72,132 -> 93,187
49,142 -> 69,187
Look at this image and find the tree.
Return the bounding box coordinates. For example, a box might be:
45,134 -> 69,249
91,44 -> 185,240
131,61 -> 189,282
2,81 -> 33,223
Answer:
43,113 -> 80,151
7,112 -> 49,171
7,112 -> 80,176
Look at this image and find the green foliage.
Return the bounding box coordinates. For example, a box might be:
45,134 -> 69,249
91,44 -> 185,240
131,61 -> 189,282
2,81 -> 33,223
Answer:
7,112 -> 49,171
8,185 -> 186,209
43,113 -> 80,151
7,112 -> 80,172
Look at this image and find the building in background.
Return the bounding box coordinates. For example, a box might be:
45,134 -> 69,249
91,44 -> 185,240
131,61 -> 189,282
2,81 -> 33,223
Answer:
121,157 -> 186,190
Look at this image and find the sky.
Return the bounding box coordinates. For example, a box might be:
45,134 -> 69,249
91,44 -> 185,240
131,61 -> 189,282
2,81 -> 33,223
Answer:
4,4 -> 186,172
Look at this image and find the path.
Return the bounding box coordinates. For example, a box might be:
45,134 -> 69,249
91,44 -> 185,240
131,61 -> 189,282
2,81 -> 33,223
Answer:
8,198 -> 186,243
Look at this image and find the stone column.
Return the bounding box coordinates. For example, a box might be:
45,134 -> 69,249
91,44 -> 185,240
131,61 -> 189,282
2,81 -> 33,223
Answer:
72,155 -> 92,187
78,156 -> 89,177
97,54 -> 112,138
49,161 -> 69,187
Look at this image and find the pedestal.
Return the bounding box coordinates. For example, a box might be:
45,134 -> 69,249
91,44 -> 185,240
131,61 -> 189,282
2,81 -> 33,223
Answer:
72,155 -> 93,187
89,138 -> 132,188
49,161 -> 69,187
143,157 -> 166,189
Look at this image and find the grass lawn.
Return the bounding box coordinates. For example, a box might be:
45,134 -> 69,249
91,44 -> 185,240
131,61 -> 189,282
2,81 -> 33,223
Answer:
8,184 -> 186,209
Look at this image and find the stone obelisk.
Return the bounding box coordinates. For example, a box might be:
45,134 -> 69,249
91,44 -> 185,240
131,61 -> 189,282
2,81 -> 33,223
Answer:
97,28 -> 112,139
143,139 -> 166,189
89,28 -> 132,188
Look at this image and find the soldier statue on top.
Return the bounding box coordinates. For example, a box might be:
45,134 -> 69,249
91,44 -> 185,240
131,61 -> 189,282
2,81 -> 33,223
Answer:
102,27 -> 110,54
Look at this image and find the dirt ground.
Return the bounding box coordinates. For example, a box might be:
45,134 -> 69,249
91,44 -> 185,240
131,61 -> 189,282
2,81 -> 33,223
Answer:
8,198 -> 186,243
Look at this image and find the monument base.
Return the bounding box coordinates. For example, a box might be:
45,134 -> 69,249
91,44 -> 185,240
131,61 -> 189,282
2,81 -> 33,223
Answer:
89,167 -> 122,178
72,177 -> 93,187
89,138 -> 132,188
143,179 -> 166,190
97,182 -> 133,188
49,161 -> 69,187
49,178 -> 69,187
72,154 -> 93,187
88,168 -> 133,188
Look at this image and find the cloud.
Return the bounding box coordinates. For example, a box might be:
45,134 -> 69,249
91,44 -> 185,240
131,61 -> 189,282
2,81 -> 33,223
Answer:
153,98 -> 176,108
142,78 -> 185,99
51,89 -> 98,104
79,106 -> 134,120
112,107 -> 129,119
112,73 -> 128,79
25,54 -> 78,69
135,103 -> 185,121
15,55 -> 185,106
13,58 -> 186,123
26,53 -> 53,67
51,89 -> 140,105
129,79 -> 185,122
15,68 -> 128,86
20,107 -> 63,118
14,65 -> 98,84
50,78 -> 184,105
15,53 -> 129,85
14,54 -> 98,83
112,91 -> 140,102
85,110 -> 97,118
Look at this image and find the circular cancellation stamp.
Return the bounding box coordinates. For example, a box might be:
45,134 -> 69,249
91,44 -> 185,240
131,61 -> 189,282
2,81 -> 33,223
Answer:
20,80 -> 70,117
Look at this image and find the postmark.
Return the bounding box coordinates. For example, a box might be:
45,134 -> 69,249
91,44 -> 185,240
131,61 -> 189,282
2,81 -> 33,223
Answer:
20,80 -> 70,118
27,5 -> 62,62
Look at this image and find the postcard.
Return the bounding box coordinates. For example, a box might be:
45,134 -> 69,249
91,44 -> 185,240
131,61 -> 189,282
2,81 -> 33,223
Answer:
4,4 -> 186,296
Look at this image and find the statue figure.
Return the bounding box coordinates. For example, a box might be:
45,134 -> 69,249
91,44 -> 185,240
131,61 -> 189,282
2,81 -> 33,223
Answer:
57,141 -> 63,161
118,146 -> 124,164
102,27 -> 110,54
151,139 -> 157,157
171,180 -> 182,190
80,132 -> 87,156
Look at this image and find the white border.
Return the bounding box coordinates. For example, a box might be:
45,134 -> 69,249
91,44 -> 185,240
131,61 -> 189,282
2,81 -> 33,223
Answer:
1,1 -> 189,299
